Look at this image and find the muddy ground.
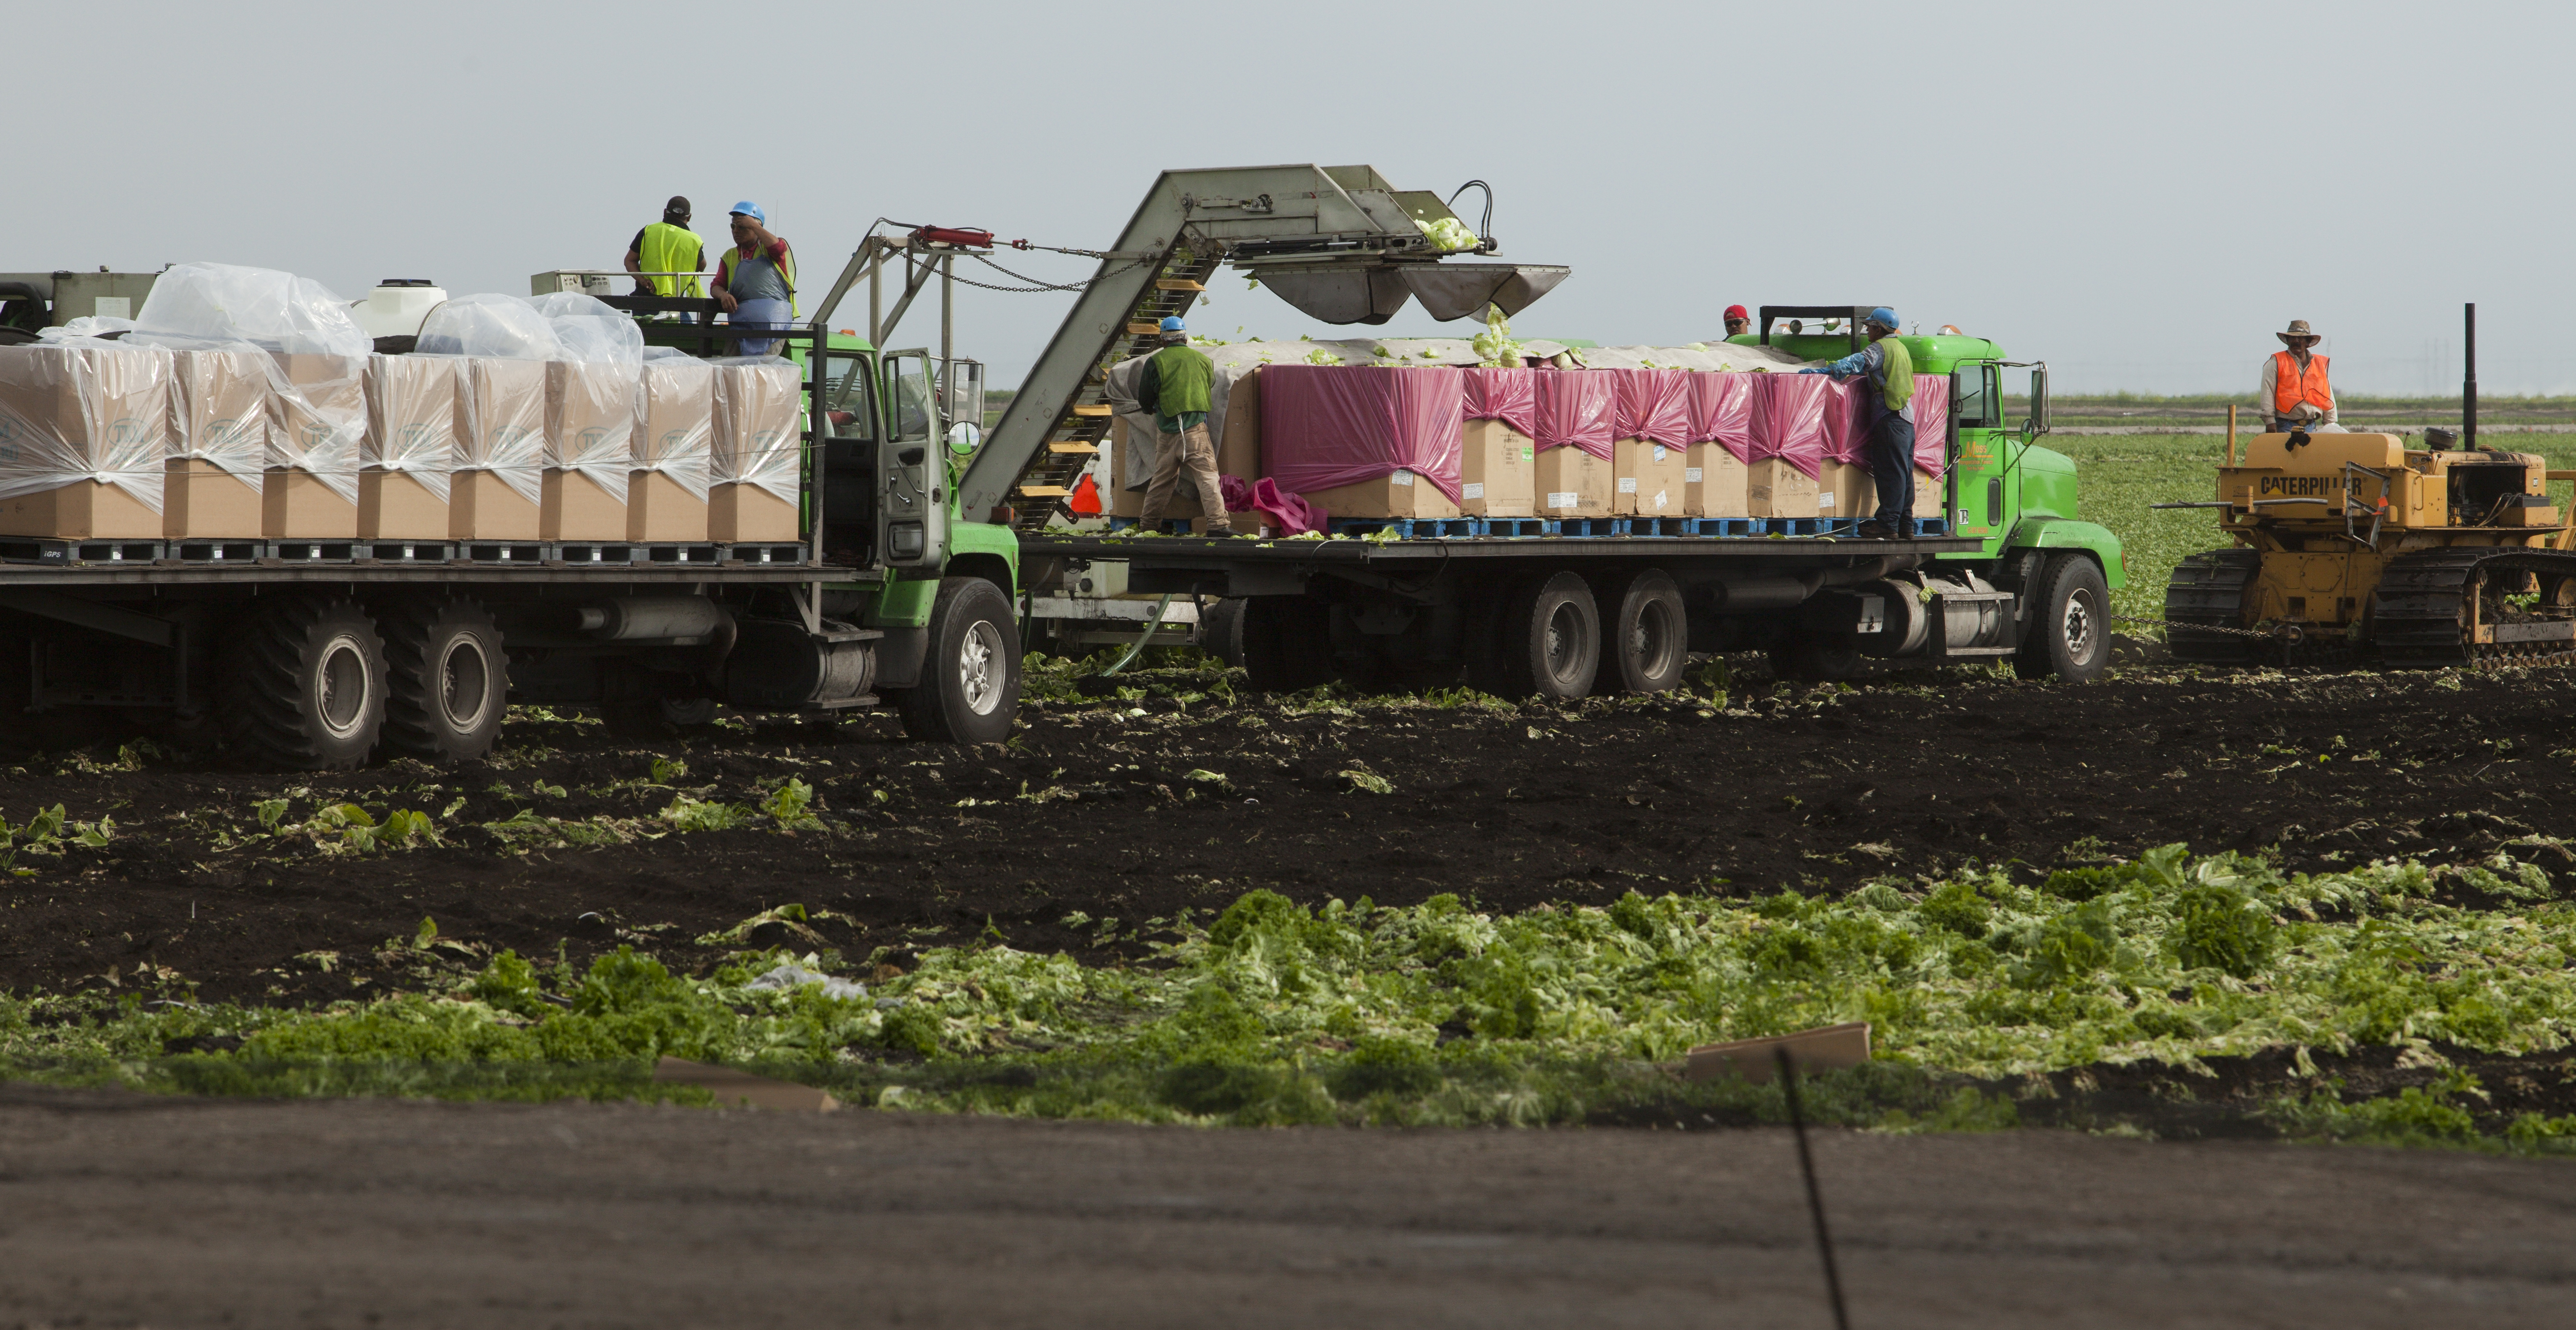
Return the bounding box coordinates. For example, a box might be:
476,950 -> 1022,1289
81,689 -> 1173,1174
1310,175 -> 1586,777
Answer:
5,653 -> 2574,1016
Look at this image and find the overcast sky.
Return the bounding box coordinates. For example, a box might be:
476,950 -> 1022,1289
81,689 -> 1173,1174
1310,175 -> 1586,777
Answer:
11,1 -> 2568,395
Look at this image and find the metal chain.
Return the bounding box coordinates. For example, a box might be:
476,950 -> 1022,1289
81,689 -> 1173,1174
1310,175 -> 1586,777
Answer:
2111,612 -> 2283,641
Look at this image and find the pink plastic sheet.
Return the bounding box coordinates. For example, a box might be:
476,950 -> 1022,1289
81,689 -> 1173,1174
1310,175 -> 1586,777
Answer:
1259,365 -> 1466,502
1530,370 -> 1614,460
1750,374 -> 1829,478
1685,372 -> 1756,462
1221,474 -> 1327,535
1611,368 -> 1690,444
1820,377 -> 1868,465
1461,368 -> 1535,435
1912,374 -> 1950,477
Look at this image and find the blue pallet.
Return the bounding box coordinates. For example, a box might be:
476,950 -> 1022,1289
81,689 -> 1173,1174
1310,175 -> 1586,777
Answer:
1916,517 -> 1951,536
1764,517 -> 1835,537
1626,516 -> 1703,537
1477,517 -> 1552,538
1668,517 -> 1764,537
1552,517 -> 1626,537
1328,516 -> 1480,540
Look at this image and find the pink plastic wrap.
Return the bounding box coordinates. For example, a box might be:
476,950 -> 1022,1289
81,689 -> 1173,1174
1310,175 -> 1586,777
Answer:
1258,365 -> 1465,503
1912,374 -> 1950,477
1530,370 -> 1614,460
1820,378 -> 1868,465
1221,474 -> 1327,535
1611,369 -> 1690,444
1685,372 -> 1756,462
1750,374 -> 1829,479
1461,368 -> 1535,435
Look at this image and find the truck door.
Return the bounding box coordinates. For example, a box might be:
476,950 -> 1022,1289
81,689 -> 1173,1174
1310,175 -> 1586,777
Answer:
877,349 -> 947,569
1948,360 -> 2003,537
818,349 -> 879,564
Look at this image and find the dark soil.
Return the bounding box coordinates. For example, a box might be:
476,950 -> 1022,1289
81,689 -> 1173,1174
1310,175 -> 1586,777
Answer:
5,659 -> 2575,1011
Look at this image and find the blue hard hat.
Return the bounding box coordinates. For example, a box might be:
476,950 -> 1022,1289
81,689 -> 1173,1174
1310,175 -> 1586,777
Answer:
1867,306 -> 1899,330
728,201 -> 765,224
1159,316 -> 1185,333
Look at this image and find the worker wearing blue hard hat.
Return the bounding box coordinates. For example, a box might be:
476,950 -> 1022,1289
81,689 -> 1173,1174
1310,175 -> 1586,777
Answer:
1803,307 -> 1917,539
1133,314 -> 1233,535
715,201 -> 796,355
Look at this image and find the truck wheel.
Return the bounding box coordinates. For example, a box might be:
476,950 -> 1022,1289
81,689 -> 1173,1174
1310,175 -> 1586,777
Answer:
378,598 -> 506,763
2016,554 -> 2111,683
1592,568 -> 1688,695
894,577 -> 1020,744
1200,598 -> 1249,669
217,597 -> 387,770
1770,628 -> 1862,681
1242,597 -> 1335,692
1497,571 -> 1599,700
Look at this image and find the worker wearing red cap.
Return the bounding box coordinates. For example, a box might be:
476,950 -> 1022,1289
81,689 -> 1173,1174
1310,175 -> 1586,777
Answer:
1723,305 -> 1751,338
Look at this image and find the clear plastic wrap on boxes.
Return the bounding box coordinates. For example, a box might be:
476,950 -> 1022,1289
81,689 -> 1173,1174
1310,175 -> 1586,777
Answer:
711,357 -> 802,502
1751,373 -> 1829,478
169,346 -> 271,484
416,293 -> 564,361
267,353 -> 367,501
635,358 -> 715,501
1686,372 -> 1757,463
534,291 -> 646,370
546,360 -> 636,503
1530,370 -> 1614,459
0,341 -> 174,512
362,354 -> 458,501
458,358 -> 548,504
131,263 -> 370,357
1256,365 -> 1466,503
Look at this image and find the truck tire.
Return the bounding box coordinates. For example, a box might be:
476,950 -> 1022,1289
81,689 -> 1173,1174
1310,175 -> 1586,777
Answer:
1201,597 -> 1249,669
2016,553 -> 2111,683
378,597 -> 506,763
894,577 -> 1020,744
1591,568 -> 1688,695
1496,570 -> 1599,701
1242,597 -> 1335,692
217,597 -> 387,771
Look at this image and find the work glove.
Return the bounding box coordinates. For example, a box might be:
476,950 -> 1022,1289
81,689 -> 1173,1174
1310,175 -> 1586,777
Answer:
1798,367 -> 1826,375
2292,400 -> 2325,422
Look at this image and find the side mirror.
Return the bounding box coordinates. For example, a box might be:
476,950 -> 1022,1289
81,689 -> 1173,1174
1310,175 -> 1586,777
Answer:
2027,363 -> 2050,436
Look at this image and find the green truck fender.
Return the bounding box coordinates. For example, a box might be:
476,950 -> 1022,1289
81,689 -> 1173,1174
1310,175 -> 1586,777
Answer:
866,522 -> 1022,630
2007,517 -> 2126,590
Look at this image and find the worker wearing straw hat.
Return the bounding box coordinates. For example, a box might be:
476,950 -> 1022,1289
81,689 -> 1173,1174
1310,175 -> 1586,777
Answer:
2262,319 -> 2339,433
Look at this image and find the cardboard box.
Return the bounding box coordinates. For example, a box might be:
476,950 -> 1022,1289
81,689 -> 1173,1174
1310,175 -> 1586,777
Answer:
0,481 -> 162,539
709,481 -> 798,542
712,361 -> 800,512
628,470 -> 708,541
1461,418 -> 1535,517
0,342 -> 172,538
1613,437 -> 1688,517
449,470 -> 541,541
1685,443 -> 1749,518
1818,460 -> 1875,521
1747,457 -> 1819,518
359,355 -> 457,540
358,469 -> 449,540
1295,467 -> 1460,521
271,355 -> 365,522
456,358 -> 545,539
263,467 -> 359,539
543,362 -> 633,540
542,468 -> 628,540
1533,443 -> 1613,518
165,458 -> 263,539
1214,367 -> 1263,484
1915,467 -> 1945,520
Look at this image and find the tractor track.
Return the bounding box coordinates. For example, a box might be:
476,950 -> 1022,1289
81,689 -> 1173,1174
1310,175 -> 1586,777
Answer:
2166,543 -> 2576,670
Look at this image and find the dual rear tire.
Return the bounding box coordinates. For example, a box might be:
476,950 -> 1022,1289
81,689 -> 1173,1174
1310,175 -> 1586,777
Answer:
217,595 -> 506,770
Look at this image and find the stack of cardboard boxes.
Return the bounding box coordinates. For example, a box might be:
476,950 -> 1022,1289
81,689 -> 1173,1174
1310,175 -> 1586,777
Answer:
0,341 -> 171,538
358,353 -> 458,540
165,346 -> 270,538
542,360 -> 636,540
632,356 -> 715,540
710,359 -> 802,542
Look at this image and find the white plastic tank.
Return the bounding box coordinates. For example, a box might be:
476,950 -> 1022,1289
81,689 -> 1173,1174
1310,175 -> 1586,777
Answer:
349,279 -> 448,338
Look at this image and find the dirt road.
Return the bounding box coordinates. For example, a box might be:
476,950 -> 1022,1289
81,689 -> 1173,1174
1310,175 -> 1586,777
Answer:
0,1084 -> 2565,1328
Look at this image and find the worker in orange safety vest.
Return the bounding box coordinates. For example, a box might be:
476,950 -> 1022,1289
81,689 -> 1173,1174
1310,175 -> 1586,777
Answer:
2261,319 -> 2339,433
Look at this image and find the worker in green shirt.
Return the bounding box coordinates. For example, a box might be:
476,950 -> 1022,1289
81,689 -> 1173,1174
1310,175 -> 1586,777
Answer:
1805,306 -> 1916,539
1135,316 -> 1232,535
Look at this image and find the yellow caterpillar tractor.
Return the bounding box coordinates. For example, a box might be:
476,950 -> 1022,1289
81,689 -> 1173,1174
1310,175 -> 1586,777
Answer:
2162,427 -> 2575,666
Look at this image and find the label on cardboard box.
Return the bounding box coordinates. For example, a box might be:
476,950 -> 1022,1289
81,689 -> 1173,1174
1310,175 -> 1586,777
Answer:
1391,469 -> 1414,486
1652,444 -> 1668,462
1522,447 -> 1534,460
1617,477 -> 1638,494
1653,490 -> 1669,510
1819,490 -> 1836,509
1686,467 -> 1704,482
1463,481 -> 1484,499
1546,491 -> 1576,509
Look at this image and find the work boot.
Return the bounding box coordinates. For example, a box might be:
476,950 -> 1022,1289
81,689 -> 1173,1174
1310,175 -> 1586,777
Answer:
1854,521 -> 1897,540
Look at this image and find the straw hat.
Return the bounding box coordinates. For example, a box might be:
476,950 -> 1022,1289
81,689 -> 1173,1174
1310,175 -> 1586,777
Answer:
2276,319 -> 2320,345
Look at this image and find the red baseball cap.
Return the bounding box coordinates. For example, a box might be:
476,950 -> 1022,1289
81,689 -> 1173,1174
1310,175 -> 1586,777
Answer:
1724,305 -> 1749,321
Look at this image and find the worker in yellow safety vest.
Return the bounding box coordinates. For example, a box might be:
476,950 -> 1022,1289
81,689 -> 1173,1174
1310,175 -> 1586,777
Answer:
2262,319 -> 2338,433
624,197 -> 706,308
715,201 -> 796,356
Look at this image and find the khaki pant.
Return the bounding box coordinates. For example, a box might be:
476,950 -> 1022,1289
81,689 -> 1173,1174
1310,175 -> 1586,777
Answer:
1139,420 -> 1230,532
